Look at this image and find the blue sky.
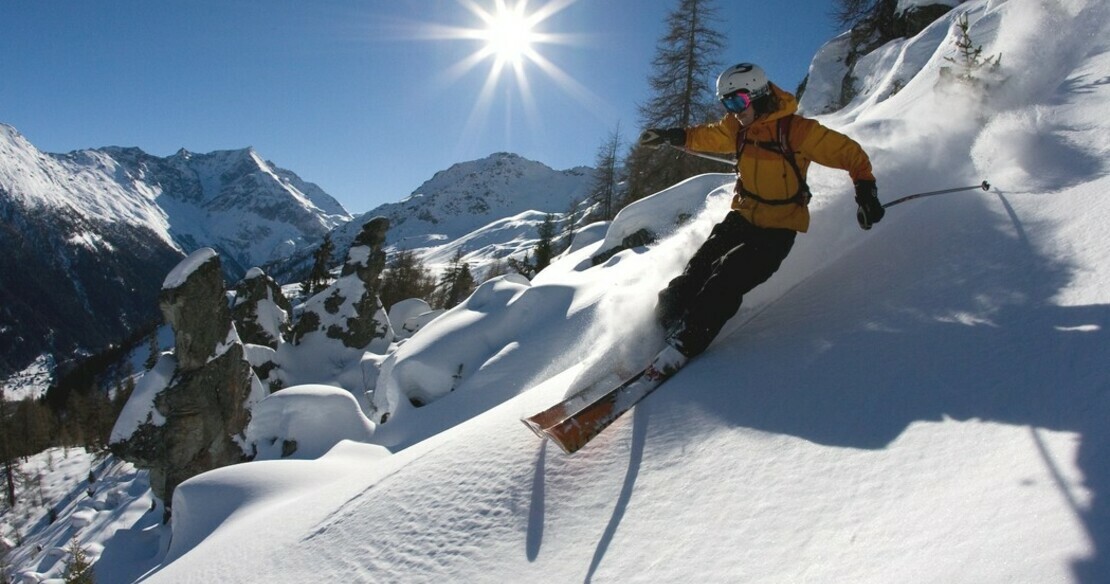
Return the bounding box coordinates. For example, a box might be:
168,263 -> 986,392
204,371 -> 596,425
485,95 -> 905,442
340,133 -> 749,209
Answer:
1,0 -> 842,214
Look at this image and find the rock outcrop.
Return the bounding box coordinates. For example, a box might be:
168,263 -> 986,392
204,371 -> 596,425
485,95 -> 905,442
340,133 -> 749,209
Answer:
800,1 -> 961,113
231,268 -> 292,349
110,248 -> 264,513
291,217 -> 395,353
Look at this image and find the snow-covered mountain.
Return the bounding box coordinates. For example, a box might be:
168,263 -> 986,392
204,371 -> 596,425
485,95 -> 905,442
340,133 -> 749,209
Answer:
371,152 -> 593,248
0,128 -> 589,385
0,126 -> 350,379
5,0 -> 1110,581
277,152 -> 596,281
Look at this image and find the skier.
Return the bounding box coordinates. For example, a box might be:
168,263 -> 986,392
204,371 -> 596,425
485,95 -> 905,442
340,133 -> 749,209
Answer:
638,62 -> 885,379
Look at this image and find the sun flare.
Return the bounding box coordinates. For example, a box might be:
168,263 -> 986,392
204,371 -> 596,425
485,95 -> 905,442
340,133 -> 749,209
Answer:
416,0 -> 608,148
480,2 -> 537,66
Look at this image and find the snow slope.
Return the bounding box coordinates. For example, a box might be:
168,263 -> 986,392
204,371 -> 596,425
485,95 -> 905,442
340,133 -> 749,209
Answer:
7,0 -> 1109,581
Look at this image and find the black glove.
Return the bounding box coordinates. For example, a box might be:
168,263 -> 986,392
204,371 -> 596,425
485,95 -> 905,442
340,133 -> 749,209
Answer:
855,180 -> 884,230
638,128 -> 686,148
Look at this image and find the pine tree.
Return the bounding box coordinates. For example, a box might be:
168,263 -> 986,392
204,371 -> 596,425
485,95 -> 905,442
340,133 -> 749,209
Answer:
561,198 -> 583,253
448,263 -> 475,308
3,456 -> 13,508
63,390 -> 92,450
588,124 -> 624,222
533,213 -> 558,273
378,249 -> 438,311
64,536 -> 95,584
503,212 -> 562,279
302,234 -> 335,297
1,384 -> 15,507
16,398 -> 54,456
943,13 -> 1001,82
435,250 -> 477,309
624,0 -> 726,205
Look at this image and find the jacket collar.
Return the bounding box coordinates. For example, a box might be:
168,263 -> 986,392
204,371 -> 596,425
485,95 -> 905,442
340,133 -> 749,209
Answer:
751,83 -> 798,127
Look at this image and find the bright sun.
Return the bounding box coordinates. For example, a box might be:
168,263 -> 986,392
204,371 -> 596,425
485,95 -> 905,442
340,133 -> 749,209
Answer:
417,0 -> 606,145
481,2 -> 537,66
440,0 -> 574,80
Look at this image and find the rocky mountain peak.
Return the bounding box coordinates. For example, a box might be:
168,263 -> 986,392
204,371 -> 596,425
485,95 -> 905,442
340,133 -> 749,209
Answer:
0,123 -> 351,380
358,152 -> 595,252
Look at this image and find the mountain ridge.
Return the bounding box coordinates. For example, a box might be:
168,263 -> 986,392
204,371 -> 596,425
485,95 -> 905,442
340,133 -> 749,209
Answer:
1,127 -> 596,385
273,151 -> 597,283
0,125 -> 352,378
365,151 -> 593,249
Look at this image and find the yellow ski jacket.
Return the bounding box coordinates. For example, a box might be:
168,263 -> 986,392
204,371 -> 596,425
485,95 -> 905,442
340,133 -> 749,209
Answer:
685,84 -> 875,232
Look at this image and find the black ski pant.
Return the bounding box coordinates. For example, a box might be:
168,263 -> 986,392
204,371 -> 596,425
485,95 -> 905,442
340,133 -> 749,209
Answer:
656,211 -> 796,357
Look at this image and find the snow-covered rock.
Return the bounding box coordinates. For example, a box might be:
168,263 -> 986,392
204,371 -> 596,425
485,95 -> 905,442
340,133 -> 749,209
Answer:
290,217 -> 394,354
231,267 -> 292,350
799,1 -> 963,114
245,385 -> 376,460
388,298 -> 442,340
592,173 -> 733,264
111,249 -> 265,507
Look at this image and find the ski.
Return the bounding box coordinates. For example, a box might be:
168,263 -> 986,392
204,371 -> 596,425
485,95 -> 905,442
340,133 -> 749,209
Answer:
520,369 -> 635,435
539,367 -> 667,454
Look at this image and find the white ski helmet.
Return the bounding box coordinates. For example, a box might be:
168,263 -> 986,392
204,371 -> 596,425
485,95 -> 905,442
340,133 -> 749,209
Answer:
716,62 -> 770,100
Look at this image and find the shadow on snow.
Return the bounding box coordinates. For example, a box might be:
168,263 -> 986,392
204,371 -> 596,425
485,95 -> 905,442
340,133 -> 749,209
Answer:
681,190 -> 1109,582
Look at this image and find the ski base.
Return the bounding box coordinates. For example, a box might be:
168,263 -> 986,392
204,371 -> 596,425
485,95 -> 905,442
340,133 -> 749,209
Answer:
521,416 -> 548,440
520,371 -> 628,432
538,369 -> 666,454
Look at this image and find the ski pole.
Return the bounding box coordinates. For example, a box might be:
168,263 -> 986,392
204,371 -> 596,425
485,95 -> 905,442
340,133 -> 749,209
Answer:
663,143 -> 736,167
666,141 -> 991,208
882,180 -> 991,208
